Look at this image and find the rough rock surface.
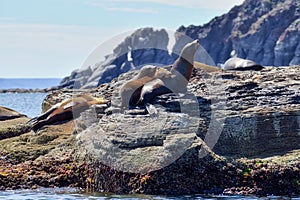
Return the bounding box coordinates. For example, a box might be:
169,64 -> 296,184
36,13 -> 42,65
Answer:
79,65 -> 300,194
57,0 -> 299,90
0,106 -> 26,121
177,0 -> 300,66
59,28 -> 173,89
194,66 -> 300,157
0,65 -> 299,196
0,117 -> 31,140
74,65 -> 300,158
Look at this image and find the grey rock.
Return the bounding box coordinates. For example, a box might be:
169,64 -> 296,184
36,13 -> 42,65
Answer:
58,28 -> 172,89
274,19 -> 300,66
177,0 -> 300,66
73,65 -> 300,163
0,106 -> 26,121
59,66 -> 93,89
43,65 -> 300,195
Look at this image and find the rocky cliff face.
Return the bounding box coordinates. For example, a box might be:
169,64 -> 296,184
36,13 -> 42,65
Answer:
59,28 -> 173,89
177,0 -> 300,66
58,0 -> 299,90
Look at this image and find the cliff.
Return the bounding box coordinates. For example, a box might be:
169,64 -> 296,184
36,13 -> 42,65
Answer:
59,28 -> 173,89
177,0 -> 300,66
0,65 -> 299,195
57,0 -> 300,90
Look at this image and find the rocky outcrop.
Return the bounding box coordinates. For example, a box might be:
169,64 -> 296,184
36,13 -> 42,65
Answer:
59,28 -> 173,89
76,65 -> 300,160
0,65 -> 299,195
0,106 -> 26,121
46,65 -> 300,195
0,88 -> 57,93
177,0 -> 300,66
58,0 -> 299,90
0,117 -> 30,140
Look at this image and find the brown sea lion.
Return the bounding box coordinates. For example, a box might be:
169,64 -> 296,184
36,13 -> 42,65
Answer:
119,65 -> 173,109
0,106 -> 26,121
138,39 -> 200,111
27,94 -> 107,132
194,61 -> 222,73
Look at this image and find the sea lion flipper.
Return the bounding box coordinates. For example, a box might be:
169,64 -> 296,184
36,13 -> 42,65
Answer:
145,103 -> 158,116
26,106 -> 57,125
138,78 -> 174,110
31,120 -> 48,132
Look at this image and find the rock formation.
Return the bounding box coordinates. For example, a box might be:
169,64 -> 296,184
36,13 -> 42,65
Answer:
77,65 -> 300,160
0,107 -> 30,140
177,0 -> 300,66
0,106 -> 26,121
59,28 -> 173,89
0,65 -> 299,195
58,0 -> 299,90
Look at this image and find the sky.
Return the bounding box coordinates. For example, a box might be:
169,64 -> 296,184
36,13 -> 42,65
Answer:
0,0 -> 244,78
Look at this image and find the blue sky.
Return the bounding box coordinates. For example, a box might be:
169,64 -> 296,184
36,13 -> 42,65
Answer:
0,0 -> 244,78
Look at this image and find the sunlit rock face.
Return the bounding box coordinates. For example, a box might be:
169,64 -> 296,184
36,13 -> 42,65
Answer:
59,28 -> 173,89
177,0 -> 300,66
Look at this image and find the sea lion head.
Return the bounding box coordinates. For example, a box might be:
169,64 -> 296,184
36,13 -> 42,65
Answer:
171,39 -> 200,81
136,65 -> 157,79
180,39 -> 200,62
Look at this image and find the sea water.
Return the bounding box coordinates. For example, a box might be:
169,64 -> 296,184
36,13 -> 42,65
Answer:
0,188 -> 295,200
0,78 -> 61,90
0,92 -> 48,118
0,78 -> 60,117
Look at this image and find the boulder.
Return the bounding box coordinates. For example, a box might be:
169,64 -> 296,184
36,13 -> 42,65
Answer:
0,106 -> 26,121
0,108 -> 30,140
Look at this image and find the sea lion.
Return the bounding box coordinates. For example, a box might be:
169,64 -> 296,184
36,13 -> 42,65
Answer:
194,61 -> 222,73
119,65 -> 173,109
119,39 -> 200,112
0,106 -> 26,121
27,94 -> 107,132
222,57 -> 263,71
222,50 -> 263,71
138,39 -> 200,112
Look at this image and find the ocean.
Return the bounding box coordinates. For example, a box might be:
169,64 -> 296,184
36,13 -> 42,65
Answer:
0,78 -> 61,117
0,92 -> 48,117
0,78 -> 61,90
0,188 -> 293,200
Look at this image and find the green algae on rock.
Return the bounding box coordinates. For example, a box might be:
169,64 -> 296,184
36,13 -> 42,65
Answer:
0,65 -> 299,196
